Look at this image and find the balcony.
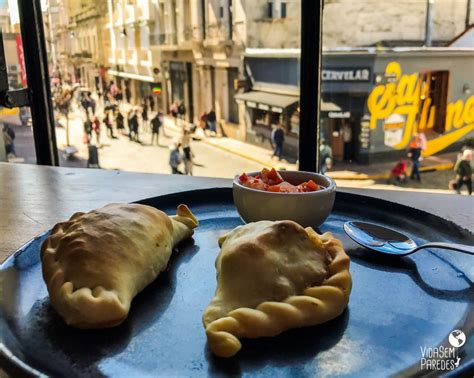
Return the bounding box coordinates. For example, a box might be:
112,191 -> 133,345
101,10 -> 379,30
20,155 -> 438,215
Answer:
150,33 -> 177,47
204,22 -> 232,47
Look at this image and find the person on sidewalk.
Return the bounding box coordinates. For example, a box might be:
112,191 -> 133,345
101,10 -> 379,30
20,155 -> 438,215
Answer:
453,149 -> 472,195
170,102 -> 178,126
169,140 -> 183,174
407,134 -> 422,182
92,116 -> 101,145
142,103 -> 149,131
103,112 -> 115,139
83,117 -> 92,144
128,110 -> 138,142
116,110 -> 125,135
151,112 -> 162,145
181,127 -> 193,175
271,124 -> 285,160
207,109 -> 217,135
178,101 -> 186,127
3,124 -> 16,157
319,137 -> 333,174
342,122 -> 353,162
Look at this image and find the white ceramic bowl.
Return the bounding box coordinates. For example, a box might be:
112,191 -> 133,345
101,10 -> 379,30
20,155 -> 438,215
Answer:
233,171 -> 336,228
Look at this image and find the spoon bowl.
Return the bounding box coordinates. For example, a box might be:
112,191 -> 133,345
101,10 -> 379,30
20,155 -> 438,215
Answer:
343,221 -> 474,256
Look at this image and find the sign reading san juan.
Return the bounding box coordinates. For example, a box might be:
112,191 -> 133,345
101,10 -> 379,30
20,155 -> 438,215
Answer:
322,67 -> 371,82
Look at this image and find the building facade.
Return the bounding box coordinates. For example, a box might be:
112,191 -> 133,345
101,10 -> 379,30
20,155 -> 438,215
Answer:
65,0 -> 109,90
106,0 -> 163,109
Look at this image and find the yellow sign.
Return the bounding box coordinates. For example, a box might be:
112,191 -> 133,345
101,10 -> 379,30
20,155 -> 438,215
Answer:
367,62 -> 474,156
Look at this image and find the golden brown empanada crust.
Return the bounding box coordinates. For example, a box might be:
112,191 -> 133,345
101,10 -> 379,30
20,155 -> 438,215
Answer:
203,223 -> 352,357
41,203 -> 198,329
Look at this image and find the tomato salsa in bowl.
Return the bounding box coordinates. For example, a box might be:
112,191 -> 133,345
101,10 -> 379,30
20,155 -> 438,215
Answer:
233,169 -> 336,228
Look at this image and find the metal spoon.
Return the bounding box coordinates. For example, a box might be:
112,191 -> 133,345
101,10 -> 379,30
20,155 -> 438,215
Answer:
343,221 -> 474,256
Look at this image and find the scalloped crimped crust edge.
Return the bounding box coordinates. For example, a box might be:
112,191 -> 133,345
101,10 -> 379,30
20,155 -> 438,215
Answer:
204,230 -> 352,358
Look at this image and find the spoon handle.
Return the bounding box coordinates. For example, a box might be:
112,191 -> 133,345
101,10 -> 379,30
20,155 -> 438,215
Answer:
415,242 -> 474,255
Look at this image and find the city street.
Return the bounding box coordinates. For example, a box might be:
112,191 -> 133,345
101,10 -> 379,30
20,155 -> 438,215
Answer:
3,107 -> 465,195
54,108 -> 263,178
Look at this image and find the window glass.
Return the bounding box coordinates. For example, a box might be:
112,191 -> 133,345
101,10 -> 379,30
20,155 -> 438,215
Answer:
2,0 -> 472,192
281,2 -> 287,18
319,0 -> 473,192
0,2 -> 34,164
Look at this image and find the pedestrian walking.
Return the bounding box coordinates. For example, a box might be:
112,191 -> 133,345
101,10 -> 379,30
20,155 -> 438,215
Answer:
92,116 -> 101,145
116,111 -> 125,135
128,110 -> 140,142
142,103 -> 149,131
151,112 -> 162,145
319,137 -> 333,174
125,85 -> 131,103
181,127 -> 193,175
148,95 -> 155,111
2,124 -> 16,157
206,109 -> 216,135
103,112 -> 115,139
453,149 -> 472,195
178,101 -> 186,126
342,122 -> 353,161
83,117 -> 92,144
169,140 -> 183,174
170,102 -> 178,125
108,81 -> 118,98
407,134 -> 422,181
271,124 -> 285,160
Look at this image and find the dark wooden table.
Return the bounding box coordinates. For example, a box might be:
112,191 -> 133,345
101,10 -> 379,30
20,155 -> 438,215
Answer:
0,163 -> 472,262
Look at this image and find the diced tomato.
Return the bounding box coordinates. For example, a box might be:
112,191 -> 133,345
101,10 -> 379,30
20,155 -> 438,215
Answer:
305,179 -> 319,192
266,168 -> 284,185
239,173 -> 249,183
240,169 -> 321,193
267,185 -> 281,192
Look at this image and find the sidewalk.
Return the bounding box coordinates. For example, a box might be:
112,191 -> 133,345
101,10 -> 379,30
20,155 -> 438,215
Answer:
163,117 -> 456,180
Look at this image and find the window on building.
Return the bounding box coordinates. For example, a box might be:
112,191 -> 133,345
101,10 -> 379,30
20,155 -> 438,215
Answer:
267,2 -> 273,19
281,2 -> 287,18
219,6 -> 224,19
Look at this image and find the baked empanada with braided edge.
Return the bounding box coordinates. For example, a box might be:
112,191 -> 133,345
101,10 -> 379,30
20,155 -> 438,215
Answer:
41,203 -> 198,329
203,220 -> 351,357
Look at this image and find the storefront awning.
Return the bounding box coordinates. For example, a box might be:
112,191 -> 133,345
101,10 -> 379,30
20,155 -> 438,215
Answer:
235,91 -> 341,114
235,91 -> 298,113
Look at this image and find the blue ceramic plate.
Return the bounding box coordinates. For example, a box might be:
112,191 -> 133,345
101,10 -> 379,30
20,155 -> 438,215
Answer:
0,188 -> 473,377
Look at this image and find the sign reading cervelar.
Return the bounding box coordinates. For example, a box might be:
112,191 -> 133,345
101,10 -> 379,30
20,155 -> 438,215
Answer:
322,68 -> 371,82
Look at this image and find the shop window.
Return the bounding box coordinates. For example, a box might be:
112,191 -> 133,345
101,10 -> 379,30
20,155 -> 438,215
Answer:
281,2 -> 287,18
254,109 -> 269,127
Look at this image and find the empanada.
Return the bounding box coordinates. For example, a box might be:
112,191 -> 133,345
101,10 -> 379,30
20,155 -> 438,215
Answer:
203,220 -> 352,357
41,203 -> 198,329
